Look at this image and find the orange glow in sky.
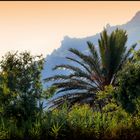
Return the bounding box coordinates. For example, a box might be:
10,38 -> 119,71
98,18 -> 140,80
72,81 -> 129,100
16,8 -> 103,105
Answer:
0,1 -> 140,58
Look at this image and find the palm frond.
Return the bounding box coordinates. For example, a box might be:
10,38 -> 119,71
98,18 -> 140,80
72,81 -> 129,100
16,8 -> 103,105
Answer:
110,43 -> 137,84
44,74 -> 75,82
44,28 -> 137,109
66,56 -> 91,73
69,48 -> 103,81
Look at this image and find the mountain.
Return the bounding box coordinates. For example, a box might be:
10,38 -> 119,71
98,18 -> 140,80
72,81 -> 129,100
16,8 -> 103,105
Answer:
42,11 -> 140,87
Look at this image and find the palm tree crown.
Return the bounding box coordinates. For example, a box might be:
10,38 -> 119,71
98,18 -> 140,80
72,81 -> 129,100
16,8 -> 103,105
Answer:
45,28 -> 136,108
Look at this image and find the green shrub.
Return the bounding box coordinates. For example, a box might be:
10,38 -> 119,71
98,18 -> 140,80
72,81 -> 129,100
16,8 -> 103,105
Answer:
115,50 -> 140,114
67,104 -> 94,138
9,124 -> 24,139
0,128 -> 9,139
27,119 -> 42,139
41,103 -> 69,139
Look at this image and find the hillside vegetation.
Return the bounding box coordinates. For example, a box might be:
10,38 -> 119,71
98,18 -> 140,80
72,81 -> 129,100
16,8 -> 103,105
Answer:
0,29 -> 140,140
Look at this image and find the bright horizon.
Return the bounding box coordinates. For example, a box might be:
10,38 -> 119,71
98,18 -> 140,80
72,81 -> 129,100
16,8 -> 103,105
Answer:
0,1 -> 140,58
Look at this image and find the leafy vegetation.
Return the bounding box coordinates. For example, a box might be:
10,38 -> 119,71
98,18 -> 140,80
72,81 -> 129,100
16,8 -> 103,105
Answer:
114,50 -> 140,114
0,29 -> 140,139
45,28 -> 136,108
0,51 -> 44,125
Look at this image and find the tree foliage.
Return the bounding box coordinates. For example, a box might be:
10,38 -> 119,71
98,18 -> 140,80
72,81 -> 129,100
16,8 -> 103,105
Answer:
45,29 -> 136,108
114,50 -> 140,114
0,51 -> 44,121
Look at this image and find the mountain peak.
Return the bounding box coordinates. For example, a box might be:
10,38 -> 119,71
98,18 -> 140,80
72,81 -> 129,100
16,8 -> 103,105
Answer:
135,11 -> 140,17
64,35 -> 71,40
129,11 -> 140,24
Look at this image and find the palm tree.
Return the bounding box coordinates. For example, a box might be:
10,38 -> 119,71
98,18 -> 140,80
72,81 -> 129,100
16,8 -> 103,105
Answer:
45,28 -> 136,108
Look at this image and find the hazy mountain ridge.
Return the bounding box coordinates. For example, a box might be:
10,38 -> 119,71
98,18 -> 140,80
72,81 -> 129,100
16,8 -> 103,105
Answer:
42,11 -> 140,87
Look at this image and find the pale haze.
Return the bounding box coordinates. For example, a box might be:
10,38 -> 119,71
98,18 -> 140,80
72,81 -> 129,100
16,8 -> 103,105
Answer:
0,1 -> 140,58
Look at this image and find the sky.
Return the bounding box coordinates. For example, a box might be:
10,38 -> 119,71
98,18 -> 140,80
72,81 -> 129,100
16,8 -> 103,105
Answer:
0,1 -> 140,58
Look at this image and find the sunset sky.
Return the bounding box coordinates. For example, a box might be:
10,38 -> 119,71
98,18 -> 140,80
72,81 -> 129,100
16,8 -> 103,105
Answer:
0,1 -> 140,58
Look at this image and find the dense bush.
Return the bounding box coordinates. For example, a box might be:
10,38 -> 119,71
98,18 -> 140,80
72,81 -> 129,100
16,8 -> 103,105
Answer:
0,51 -> 44,124
0,103 -> 140,140
114,50 -> 140,114
0,76 -> 140,140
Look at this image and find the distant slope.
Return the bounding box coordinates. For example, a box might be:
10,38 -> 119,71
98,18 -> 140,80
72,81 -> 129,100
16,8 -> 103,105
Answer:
42,11 -> 140,87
